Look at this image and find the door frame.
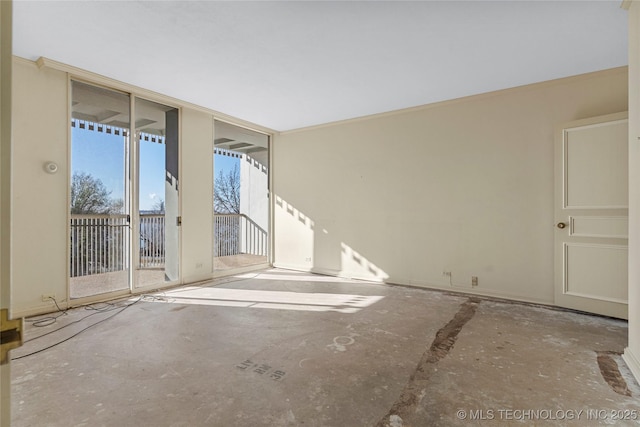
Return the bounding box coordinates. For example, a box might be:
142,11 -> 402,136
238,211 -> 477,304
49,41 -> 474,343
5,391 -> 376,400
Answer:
212,119 -> 271,278
66,79 -> 183,305
132,96 -> 182,293
1,1 -> 13,424
66,79 -> 133,305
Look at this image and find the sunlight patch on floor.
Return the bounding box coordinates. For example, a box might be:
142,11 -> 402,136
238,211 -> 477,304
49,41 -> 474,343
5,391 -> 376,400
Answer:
233,271 -> 374,284
147,286 -> 384,313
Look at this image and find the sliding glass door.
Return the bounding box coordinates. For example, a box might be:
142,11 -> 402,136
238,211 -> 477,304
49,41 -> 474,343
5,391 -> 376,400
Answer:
70,81 -> 131,299
213,120 -> 269,272
69,81 -> 180,299
134,97 -> 180,288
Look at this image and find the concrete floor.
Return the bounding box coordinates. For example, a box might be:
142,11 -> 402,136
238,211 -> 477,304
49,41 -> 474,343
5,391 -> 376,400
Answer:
10,269 -> 640,426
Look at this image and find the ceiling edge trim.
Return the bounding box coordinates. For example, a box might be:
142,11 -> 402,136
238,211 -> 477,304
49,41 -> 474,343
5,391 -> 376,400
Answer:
279,66 -> 629,135
33,56 -> 277,137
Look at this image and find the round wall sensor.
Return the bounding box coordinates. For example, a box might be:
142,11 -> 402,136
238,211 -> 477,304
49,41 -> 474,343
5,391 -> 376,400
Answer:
44,161 -> 58,174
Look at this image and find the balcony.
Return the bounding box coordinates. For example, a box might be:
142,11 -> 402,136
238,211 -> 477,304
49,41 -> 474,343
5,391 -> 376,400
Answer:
69,213 -> 267,298
213,213 -> 268,270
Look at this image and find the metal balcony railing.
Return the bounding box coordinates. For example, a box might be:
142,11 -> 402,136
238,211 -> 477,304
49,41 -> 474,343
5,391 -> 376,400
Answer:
214,213 -> 268,257
139,214 -> 165,268
70,213 -> 267,278
70,214 -> 129,277
69,213 -> 162,277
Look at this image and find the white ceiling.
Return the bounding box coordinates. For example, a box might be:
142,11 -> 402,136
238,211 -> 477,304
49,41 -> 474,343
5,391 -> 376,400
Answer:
13,1 -> 627,132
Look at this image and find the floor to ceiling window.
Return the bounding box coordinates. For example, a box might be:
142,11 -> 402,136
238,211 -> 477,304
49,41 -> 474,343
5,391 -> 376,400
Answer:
70,81 -> 131,299
69,81 -> 180,299
213,120 -> 269,272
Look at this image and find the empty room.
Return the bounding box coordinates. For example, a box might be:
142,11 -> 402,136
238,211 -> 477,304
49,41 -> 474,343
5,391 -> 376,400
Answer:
3,1 -> 640,426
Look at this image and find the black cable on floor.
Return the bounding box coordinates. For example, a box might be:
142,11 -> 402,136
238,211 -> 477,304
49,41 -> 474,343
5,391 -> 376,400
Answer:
24,298 -> 141,343
25,296 -> 69,327
12,296 -> 144,361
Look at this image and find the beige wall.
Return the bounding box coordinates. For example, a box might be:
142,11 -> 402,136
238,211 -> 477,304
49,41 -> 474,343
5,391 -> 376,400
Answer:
12,59 -> 69,316
273,68 -> 628,304
181,108 -> 214,283
624,1 -> 640,383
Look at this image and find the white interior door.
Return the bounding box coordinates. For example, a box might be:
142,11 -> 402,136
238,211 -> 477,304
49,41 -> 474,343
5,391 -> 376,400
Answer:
554,112 -> 628,319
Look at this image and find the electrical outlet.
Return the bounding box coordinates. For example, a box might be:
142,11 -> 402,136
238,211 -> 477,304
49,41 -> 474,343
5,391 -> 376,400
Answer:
41,294 -> 56,302
195,262 -> 203,269
472,276 -> 478,287
305,257 -> 312,262
442,271 -> 452,277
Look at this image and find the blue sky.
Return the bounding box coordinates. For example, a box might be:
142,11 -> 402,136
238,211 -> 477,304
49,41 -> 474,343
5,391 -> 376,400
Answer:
72,127 -> 238,211
214,153 -> 239,179
71,127 -> 127,206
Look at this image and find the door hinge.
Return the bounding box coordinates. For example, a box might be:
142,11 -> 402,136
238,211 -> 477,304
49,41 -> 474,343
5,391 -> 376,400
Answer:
1,309 -> 23,365
177,216 -> 182,226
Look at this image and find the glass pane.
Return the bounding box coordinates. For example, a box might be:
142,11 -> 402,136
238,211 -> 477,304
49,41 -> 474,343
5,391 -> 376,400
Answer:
69,81 -> 130,298
135,97 -> 179,287
213,120 -> 269,271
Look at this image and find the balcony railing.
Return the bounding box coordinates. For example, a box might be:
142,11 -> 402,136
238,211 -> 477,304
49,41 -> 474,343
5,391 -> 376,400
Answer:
139,214 -> 165,268
70,214 -> 129,278
70,213 -> 267,278
215,213 -> 267,257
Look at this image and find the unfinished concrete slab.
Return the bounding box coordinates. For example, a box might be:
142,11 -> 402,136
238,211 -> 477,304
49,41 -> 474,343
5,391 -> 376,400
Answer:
10,269 -> 640,426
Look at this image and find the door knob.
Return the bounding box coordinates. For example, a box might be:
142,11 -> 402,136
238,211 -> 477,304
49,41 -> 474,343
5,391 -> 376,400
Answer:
557,222 -> 567,229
